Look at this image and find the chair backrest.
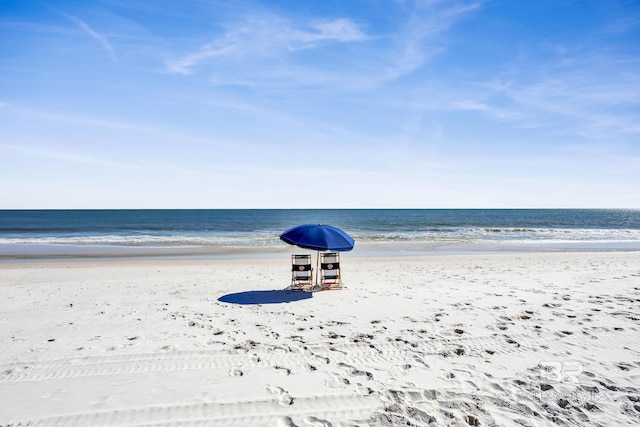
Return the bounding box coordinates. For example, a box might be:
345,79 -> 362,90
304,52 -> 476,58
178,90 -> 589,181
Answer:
320,252 -> 340,272
292,254 -> 312,279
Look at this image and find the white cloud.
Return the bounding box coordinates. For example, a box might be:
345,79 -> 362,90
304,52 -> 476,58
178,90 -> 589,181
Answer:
164,1 -> 480,88
384,2 -> 481,79
451,100 -> 525,122
165,44 -> 238,75
492,73 -> 640,138
439,44 -> 640,139
165,15 -> 367,75
312,18 -> 367,42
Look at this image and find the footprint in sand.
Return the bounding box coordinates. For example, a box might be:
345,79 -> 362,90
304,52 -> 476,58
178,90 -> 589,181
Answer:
229,367 -> 243,377
337,362 -> 374,380
266,385 -> 294,406
313,354 -> 330,365
465,415 -> 480,426
274,365 -> 292,375
505,338 -> 520,347
303,415 -> 333,426
583,402 -> 600,412
325,372 -> 351,388
275,416 -> 297,427
356,384 -> 375,395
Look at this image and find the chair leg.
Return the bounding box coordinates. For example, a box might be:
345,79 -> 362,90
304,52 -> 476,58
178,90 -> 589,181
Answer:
321,281 -> 342,290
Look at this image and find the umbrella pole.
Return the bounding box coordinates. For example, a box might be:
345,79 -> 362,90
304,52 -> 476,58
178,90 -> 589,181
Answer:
315,250 -> 320,290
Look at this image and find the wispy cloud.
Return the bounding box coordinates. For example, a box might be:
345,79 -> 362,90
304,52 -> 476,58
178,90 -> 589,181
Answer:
484,57 -> 640,138
10,105 -> 238,151
410,40 -> 638,140
19,106 -> 152,132
164,1 -> 480,89
376,1 -> 482,82
165,15 -> 367,75
450,99 -> 525,122
309,18 -> 366,42
64,13 -> 116,60
1,143 -> 137,170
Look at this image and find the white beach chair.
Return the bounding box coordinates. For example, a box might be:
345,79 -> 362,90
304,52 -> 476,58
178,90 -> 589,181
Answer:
320,252 -> 342,290
290,254 -> 313,291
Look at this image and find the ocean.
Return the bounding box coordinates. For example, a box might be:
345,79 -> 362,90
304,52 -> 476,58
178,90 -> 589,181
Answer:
1,209 -> 639,259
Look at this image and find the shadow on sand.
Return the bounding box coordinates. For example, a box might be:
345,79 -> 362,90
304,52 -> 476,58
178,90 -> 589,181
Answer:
217,289 -> 313,305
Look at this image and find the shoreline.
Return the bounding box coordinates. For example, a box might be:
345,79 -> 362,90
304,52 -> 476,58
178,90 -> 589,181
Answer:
0,248 -> 634,264
2,240 -> 640,263
1,248 -> 639,268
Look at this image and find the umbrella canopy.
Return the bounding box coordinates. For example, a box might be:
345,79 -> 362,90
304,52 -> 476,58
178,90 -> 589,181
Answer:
279,224 -> 355,252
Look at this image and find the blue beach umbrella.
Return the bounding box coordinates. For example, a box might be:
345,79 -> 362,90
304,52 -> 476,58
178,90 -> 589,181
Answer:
279,224 -> 355,252
280,224 -> 355,288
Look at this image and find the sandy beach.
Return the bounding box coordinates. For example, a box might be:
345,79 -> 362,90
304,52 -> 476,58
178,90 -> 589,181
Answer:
1,252 -> 639,426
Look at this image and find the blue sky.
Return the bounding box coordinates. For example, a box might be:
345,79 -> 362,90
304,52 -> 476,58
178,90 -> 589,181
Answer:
1,0 -> 639,208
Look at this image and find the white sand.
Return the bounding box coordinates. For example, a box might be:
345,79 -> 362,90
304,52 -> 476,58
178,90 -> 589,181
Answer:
1,252 -> 639,426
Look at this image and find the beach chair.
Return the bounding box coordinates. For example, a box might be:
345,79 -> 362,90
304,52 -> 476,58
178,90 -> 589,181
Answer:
290,254 -> 313,291
320,252 -> 342,290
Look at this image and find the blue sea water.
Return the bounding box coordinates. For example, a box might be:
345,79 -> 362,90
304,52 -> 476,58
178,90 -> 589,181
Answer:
1,209 -> 639,259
